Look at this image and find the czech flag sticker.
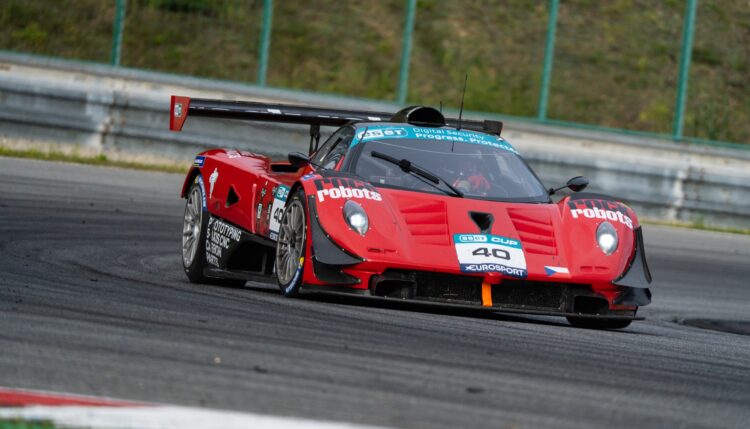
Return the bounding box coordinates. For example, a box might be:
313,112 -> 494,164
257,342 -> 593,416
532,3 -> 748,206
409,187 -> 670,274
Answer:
544,266 -> 570,277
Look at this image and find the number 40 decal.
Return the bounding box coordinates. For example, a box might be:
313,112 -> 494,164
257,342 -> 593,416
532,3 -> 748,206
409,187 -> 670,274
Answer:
471,247 -> 510,260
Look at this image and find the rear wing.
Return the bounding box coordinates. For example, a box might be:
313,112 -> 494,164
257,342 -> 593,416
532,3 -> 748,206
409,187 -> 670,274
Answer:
169,96 -> 503,145
169,96 -> 396,132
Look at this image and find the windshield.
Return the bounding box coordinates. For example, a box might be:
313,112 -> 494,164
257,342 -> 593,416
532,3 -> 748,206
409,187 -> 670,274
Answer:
350,129 -> 549,202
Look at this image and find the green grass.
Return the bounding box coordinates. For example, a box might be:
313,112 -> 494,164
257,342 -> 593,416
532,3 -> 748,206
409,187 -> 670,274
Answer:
0,419 -> 59,429
0,147 -> 187,174
1,0 -> 748,144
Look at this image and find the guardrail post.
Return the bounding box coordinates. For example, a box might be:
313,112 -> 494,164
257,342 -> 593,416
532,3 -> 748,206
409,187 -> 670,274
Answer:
537,0 -> 559,121
396,0 -> 417,105
672,0 -> 698,140
109,0 -> 126,66
257,0 -> 274,86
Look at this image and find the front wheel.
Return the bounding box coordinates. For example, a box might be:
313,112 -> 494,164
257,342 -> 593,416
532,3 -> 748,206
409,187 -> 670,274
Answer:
566,317 -> 632,330
275,191 -> 307,297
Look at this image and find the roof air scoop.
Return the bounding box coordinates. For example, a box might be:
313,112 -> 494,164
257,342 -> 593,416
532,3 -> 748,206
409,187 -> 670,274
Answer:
391,106 -> 446,127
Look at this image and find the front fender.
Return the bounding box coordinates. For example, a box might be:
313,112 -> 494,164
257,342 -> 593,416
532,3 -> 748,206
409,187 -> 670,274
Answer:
558,192 -> 640,281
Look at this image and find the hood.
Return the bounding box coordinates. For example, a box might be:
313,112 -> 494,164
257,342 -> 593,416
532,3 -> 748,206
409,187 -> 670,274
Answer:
303,176 -> 637,283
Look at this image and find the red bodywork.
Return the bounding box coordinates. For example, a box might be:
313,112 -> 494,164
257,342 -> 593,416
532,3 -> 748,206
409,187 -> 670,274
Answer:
174,95 -> 650,320
182,149 -> 642,313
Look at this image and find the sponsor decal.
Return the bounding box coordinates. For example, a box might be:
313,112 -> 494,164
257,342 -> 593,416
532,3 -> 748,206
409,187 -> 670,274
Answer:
356,127 -> 408,141
454,234 -> 527,278
193,156 -> 205,167
544,266 -> 570,277
255,203 -> 263,221
313,178 -> 381,203
209,168 -> 219,198
196,175 -> 207,210
268,185 -> 290,240
352,125 -> 518,154
301,174 -> 316,181
567,198 -> 633,229
205,217 -> 242,267
173,102 -> 183,118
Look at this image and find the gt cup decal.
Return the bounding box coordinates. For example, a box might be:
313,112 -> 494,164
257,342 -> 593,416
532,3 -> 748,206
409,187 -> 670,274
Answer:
567,198 -> 633,229
193,156 -> 205,167
313,178 -> 382,202
268,185 -> 290,240
454,234 -> 527,278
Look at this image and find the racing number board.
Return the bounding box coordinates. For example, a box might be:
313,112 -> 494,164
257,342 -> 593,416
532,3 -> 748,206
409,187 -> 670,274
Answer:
454,234 -> 527,279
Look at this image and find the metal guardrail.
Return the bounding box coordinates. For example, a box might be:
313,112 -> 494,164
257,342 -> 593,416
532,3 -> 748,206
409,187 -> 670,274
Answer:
0,53 -> 748,230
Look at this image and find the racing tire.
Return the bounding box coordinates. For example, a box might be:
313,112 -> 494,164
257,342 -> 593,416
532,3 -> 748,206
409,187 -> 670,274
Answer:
182,177 -> 245,287
275,190 -> 307,297
566,317 -> 632,330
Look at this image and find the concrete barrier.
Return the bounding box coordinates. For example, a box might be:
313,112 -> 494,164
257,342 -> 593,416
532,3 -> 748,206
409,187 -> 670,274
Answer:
1,52 -> 749,229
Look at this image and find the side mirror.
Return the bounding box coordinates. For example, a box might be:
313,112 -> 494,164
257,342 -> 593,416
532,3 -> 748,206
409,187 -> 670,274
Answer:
288,152 -> 310,169
549,176 -> 589,195
566,176 -> 589,192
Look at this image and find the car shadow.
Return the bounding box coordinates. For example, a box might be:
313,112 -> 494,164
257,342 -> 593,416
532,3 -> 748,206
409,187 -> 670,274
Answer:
298,290 -> 570,328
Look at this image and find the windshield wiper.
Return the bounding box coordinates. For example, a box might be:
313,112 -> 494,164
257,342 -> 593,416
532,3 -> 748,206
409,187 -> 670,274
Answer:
370,151 -> 463,197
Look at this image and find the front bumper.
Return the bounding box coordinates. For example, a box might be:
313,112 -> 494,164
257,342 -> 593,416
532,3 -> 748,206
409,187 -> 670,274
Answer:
303,269 -> 640,320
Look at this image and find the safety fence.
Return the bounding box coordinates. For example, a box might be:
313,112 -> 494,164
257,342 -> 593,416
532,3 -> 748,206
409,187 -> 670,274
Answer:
0,0 -> 748,147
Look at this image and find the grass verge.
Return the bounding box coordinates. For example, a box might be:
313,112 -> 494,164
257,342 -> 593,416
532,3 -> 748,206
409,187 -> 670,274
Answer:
0,147 -> 187,174
0,419 -> 59,429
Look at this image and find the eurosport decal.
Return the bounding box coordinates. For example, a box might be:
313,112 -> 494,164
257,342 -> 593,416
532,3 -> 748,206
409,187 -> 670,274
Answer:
313,177 -> 382,203
193,156 -> 205,167
268,185 -> 290,240
205,216 -> 242,267
353,125 -> 518,154
567,198 -> 633,229
454,234 -> 527,278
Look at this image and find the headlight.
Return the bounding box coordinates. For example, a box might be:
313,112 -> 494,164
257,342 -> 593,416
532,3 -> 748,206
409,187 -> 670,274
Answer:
343,200 -> 368,235
596,221 -> 618,255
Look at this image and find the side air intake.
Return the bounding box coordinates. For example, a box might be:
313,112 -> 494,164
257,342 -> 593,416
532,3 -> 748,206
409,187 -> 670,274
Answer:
391,106 -> 446,127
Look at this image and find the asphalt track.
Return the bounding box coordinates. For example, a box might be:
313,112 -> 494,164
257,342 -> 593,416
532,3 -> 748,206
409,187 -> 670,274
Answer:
1,157 -> 749,429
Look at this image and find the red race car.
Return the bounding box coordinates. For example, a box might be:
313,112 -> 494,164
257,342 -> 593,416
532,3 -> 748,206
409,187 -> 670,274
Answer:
171,96 -> 651,329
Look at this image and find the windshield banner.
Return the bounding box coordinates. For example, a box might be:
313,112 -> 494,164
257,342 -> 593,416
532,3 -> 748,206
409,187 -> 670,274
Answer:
354,126 -> 518,154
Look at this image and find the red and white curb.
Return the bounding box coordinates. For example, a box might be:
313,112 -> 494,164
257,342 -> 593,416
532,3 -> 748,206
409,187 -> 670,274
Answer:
0,387 -> 391,429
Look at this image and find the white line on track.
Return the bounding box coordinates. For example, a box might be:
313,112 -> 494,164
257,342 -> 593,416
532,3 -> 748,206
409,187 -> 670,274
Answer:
0,387 -> 393,429
0,405 -> 394,429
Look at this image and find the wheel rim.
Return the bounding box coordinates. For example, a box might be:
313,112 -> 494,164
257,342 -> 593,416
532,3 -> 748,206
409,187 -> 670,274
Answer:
182,186 -> 203,267
276,199 -> 305,285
